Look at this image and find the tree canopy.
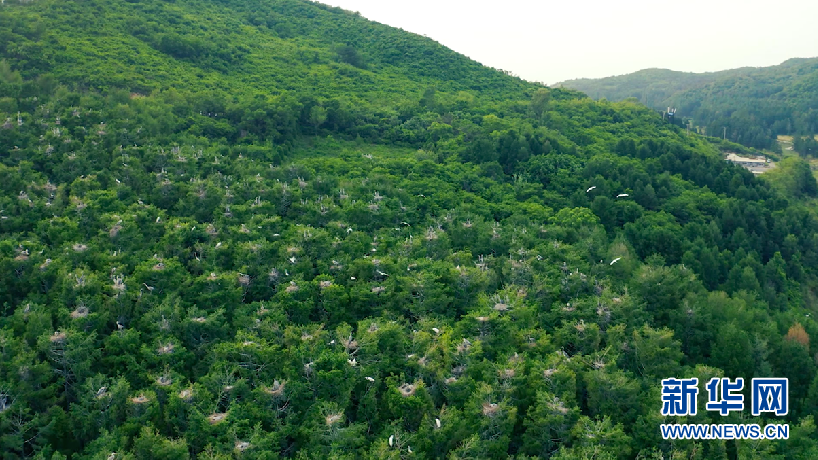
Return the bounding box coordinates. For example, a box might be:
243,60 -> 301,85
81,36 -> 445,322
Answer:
2,0 -> 818,458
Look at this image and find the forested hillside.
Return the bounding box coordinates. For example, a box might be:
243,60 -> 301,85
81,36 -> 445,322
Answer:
3,0 -> 818,459
557,68 -> 739,109
559,58 -> 818,151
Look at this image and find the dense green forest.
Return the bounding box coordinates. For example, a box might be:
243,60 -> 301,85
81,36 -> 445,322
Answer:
3,0 -> 818,458
559,59 -> 818,151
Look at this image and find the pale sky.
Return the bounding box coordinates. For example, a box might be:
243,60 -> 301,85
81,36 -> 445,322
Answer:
320,0 -> 818,85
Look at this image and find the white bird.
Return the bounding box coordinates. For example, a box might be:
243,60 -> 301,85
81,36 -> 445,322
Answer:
346,228 -> 353,233
365,376 -> 375,382
435,418 -> 441,428
408,446 -> 412,453
389,435 -> 394,447
347,358 -> 357,366
289,256 -> 297,264
156,216 -> 161,223
617,193 -> 629,198
142,283 -> 154,292
586,186 -> 596,193
215,242 -> 222,248
116,321 -> 124,330
351,276 -> 356,280
610,257 -> 621,265
115,179 -> 121,184
329,340 -> 336,345
432,327 -> 440,334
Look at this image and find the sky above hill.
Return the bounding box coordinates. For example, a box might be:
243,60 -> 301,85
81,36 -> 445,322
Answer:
321,0 -> 818,84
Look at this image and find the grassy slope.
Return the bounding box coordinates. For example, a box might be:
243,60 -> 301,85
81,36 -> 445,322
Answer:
3,0 -> 535,103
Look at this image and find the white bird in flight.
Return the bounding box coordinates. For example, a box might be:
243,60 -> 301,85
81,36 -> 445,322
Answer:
435,418 -> 441,428
389,435 -> 394,447
365,376 -> 375,382
586,186 -> 596,193
610,257 -> 621,265
617,193 -> 629,198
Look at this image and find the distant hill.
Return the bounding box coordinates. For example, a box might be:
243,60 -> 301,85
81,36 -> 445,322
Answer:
558,58 -> 818,150
557,68 -> 740,107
